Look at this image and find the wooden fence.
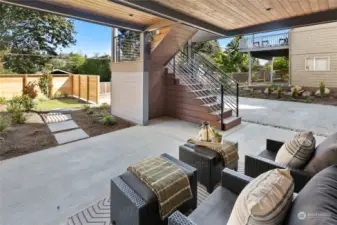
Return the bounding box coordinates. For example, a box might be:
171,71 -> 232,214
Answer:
0,74 -> 100,103
100,82 -> 111,94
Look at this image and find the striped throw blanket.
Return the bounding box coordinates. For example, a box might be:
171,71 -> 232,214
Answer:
187,139 -> 239,165
128,157 -> 192,220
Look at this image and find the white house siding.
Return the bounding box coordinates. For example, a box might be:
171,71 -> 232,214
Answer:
290,22 -> 337,88
110,61 -> 147,125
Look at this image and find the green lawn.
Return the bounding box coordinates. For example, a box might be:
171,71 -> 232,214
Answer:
36,98 -> 86,110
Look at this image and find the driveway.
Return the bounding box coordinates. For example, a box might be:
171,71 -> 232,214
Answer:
239,97 -> 337,136
0,117 -> 325,225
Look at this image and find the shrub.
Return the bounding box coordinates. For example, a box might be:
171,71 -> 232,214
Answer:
83,104 -> 91,112
11,109 -> 27,124
64,92 -> 69,98
7,95 -> 35,112
267,85 -> 273,95
0,115 -> 10,132
292,88 -> 298,98
23,81 -> 38,99
54,91 -> 62,98
320,80 -> 325,97
100,103 -> 110,110
305,96 -> 313,103
276,87 -> 282,98
0,97 -> 6,104
7,96 -> 24,113
96,113 -> 117,125
38,74 -> 53,97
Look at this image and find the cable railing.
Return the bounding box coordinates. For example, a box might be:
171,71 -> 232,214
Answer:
239,32 -> 289,50
167,51 -> 239,130
115,36 -> 140,62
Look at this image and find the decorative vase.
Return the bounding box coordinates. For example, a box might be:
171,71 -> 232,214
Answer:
197,121 -> 214,142
212,135 -> 222,143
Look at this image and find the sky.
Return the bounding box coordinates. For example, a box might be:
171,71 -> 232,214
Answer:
61,19 -> 287,65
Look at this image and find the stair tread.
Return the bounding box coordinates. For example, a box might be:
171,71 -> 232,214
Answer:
196,95 -> 217,100
210,108 -> 232,115
189,88 -> 219,93
219,116 -> 241,124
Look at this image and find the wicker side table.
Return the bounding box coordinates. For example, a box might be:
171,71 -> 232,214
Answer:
179,142 -> 238,193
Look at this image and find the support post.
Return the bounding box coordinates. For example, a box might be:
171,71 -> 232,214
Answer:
248,51 -> 252,86
270,58 -> 273,83
140,31 -> 150,126
221,84 -> 224,131
112,28 -> 118,63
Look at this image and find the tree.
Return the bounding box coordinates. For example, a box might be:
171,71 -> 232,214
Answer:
0,4 -> 76,73
272,57 -> 289,70
192,40 -> 221,58
79,55 -> 111,81
63,53 -> 86,73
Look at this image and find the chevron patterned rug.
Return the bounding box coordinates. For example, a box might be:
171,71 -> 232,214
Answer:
67,161 -> 244,225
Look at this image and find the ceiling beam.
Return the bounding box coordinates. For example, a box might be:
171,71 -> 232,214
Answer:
223,9 -> 337,36
0,0 -> 146,31
110,0 -> 227,36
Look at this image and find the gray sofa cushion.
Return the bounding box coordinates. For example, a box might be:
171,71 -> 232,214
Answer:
189,187 -> 237,225
304,132 -> 337,174
285,165 -> 337,225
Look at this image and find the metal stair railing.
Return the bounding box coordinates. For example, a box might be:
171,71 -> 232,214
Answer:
167,51 -> 239,130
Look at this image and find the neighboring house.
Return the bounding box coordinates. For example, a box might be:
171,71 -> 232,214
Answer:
290,22 -> 337,89
239,22 -> 337,89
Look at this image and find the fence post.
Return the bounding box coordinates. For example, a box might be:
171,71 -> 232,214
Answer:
79,75 -> 81,101
69,74 -> 73,96
96,76 -> 100,104
87,76 -> 90,102
72,75 -> 75,96
22,74 -> 28,93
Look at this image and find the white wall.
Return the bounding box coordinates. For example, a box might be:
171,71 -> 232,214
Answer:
110,61 -> 148,125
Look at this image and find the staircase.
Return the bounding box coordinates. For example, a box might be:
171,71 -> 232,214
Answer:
165,51 -> 241,130
149,24 -> 197,118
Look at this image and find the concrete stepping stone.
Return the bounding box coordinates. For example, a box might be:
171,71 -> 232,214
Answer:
53,129 -> 89,144
42,113 -> 72,123
48,120 -> 78,133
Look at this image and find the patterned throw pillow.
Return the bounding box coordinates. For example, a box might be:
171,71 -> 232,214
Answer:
227,169 -> 294,225
275,131 -> 316,168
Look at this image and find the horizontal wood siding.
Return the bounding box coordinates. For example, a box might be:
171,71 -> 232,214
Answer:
290,22 -> 337,88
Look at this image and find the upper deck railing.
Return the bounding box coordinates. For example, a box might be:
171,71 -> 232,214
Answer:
239,32 -> 289,51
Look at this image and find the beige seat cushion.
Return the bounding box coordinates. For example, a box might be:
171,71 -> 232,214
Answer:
227,169 -> 294,225
275,131 -> 316,169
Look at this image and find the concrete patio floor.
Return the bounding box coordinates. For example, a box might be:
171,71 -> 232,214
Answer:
239,97 -> 337,136
0,117 -> 325,225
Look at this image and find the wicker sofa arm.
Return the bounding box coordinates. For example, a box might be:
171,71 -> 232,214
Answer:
244,154 -> 313,192
168,211 -> 197,225
266,139 -> 284,153
221,168 -> 253,195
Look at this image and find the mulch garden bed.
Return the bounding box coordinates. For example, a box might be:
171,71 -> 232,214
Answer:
0,117 -> 57,160
71,108 -> 135,137
240,90 -> 337,106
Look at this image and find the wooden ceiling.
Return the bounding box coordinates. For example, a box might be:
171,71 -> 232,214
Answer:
154,0 -> 337,30
2,0 -> 337,36
41,0 -> 163,26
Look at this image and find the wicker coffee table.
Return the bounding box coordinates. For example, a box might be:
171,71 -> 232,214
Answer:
179,141 -> 238,193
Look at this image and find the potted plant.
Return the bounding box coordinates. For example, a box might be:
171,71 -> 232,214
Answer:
212,130 -> 223,143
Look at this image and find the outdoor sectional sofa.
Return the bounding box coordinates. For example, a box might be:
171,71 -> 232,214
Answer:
168,165 -> 337,225
245,132 -> 337,192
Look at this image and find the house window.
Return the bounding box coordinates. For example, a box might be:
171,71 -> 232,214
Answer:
305,57 -> 330,71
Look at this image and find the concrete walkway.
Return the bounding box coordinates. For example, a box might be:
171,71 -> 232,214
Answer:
0,117 -> 325,225
239,97 -> 337,136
